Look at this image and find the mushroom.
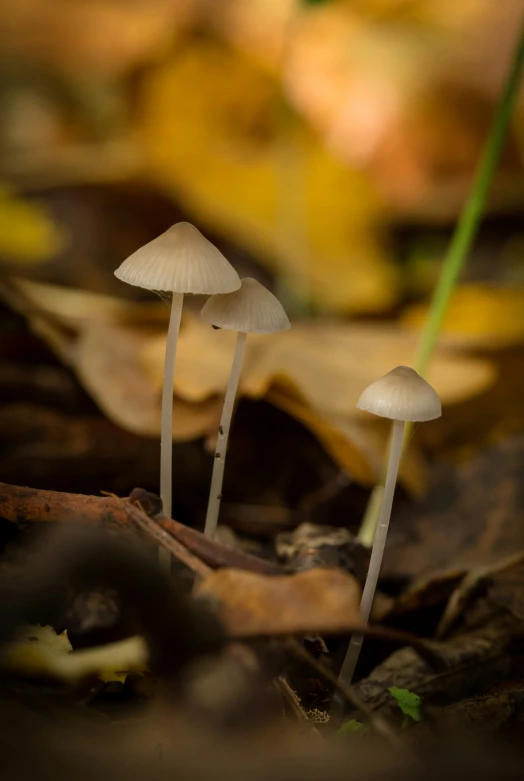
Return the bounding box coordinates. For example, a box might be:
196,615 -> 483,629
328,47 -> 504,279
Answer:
200,278 -> 290,539
114,222 -> 240,540
338,366 -> 441,687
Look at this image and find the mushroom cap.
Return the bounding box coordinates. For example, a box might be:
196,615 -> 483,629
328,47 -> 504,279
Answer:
114,222 -> 240,294
201,277 -> 290,334
357,365 -> 442,422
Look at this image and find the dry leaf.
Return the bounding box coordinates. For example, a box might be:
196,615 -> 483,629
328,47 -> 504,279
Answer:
266,379 -> 377,485
195,566 -> 362,637
140,315 -> 267,402
5,277 -> 169,330
76,322 -> 221,439
402,284 -> 524,349
0,278 -> 497,487
141,316 -> 496,413
0,279 -> 220,442
383,433 -> 524,584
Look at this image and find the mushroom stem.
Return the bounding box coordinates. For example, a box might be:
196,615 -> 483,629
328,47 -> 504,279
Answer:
204,331 -> 247,539
159,291 -> 184,569
337,418 -> 405,688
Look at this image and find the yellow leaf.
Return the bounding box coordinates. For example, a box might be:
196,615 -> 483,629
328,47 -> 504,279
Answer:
0,185 -> 66,262
402,284 -> 524,348
138,40 -> 397,314
0,624 -> 148,683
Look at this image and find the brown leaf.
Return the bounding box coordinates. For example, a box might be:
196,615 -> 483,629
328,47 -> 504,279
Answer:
384,433 -> 524,584
351,614 -> 520,717
195,566 -> 362,637
0,278 -> 497,490
76,321 -> 220,439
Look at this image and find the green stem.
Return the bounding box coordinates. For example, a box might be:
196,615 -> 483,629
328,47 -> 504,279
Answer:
415,25 -> 524,375
357,25 -> 524,543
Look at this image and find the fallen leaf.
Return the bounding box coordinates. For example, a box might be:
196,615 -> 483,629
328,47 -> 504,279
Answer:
402,284 -> 524,349
76,321 -> 221,439
6,276 -> 168,330
351,613 -> 520,717
141,315 -> 496,413
265,380 -> 377,485
140,316 -> 494,489
0,185 -> 66,262
195,566 -> 362,637
0,624 -> 148,683
424,680 -> 524,735
0,278 -> 498,486
138,39 -> 397,314
242,323 -> 496,412
384,433 -> 524,584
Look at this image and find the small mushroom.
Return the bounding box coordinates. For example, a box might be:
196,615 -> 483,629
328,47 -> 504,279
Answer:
114,222 -> 240,546
338,366 -> 441,687
200,278 -> 290,539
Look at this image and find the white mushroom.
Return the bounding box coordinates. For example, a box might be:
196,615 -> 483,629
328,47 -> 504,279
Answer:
338,366 -> 441,688
115,222 -> 240,569
201,278 -> 290,539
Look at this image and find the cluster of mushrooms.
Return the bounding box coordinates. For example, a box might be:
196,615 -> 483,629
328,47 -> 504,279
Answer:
115,222 -> 441,686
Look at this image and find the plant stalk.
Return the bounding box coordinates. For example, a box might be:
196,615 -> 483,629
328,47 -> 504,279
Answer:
204,331 -> 248,539
415,24 -> 524,376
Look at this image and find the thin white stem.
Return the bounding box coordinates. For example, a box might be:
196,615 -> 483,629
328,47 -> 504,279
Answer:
159,291 -> 184,572
337,419 -> 406,689
204,331 -> 247,539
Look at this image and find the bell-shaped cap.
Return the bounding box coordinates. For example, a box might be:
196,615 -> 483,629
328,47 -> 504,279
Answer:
201,277 -> 290,334
357,365 -> 441,422
114,222 -> 240,295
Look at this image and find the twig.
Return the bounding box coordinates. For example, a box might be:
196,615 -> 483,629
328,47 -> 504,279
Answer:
285,638 -> 401,747
273,676 -> 324,741
119,498 -> 211,578
0,482 -> 281,576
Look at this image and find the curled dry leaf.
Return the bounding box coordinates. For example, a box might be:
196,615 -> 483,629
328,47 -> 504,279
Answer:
76,322 -> 221,439
0,279 -> 220,442
0,278 -> 497,488
195,566 -> 363,637
141,317 -> 495,413
5,277 -> 169,330
140,313 -> 494,489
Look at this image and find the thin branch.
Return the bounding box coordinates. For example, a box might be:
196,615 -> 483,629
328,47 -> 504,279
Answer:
285,638 -> 401,747
0,482 -> 280,576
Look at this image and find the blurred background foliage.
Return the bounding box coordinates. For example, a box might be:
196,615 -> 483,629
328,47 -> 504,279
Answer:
0,0 -> 523,521
1,0 -> 523,311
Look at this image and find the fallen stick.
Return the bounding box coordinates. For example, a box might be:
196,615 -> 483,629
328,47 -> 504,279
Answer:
0,482 -> 281,576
